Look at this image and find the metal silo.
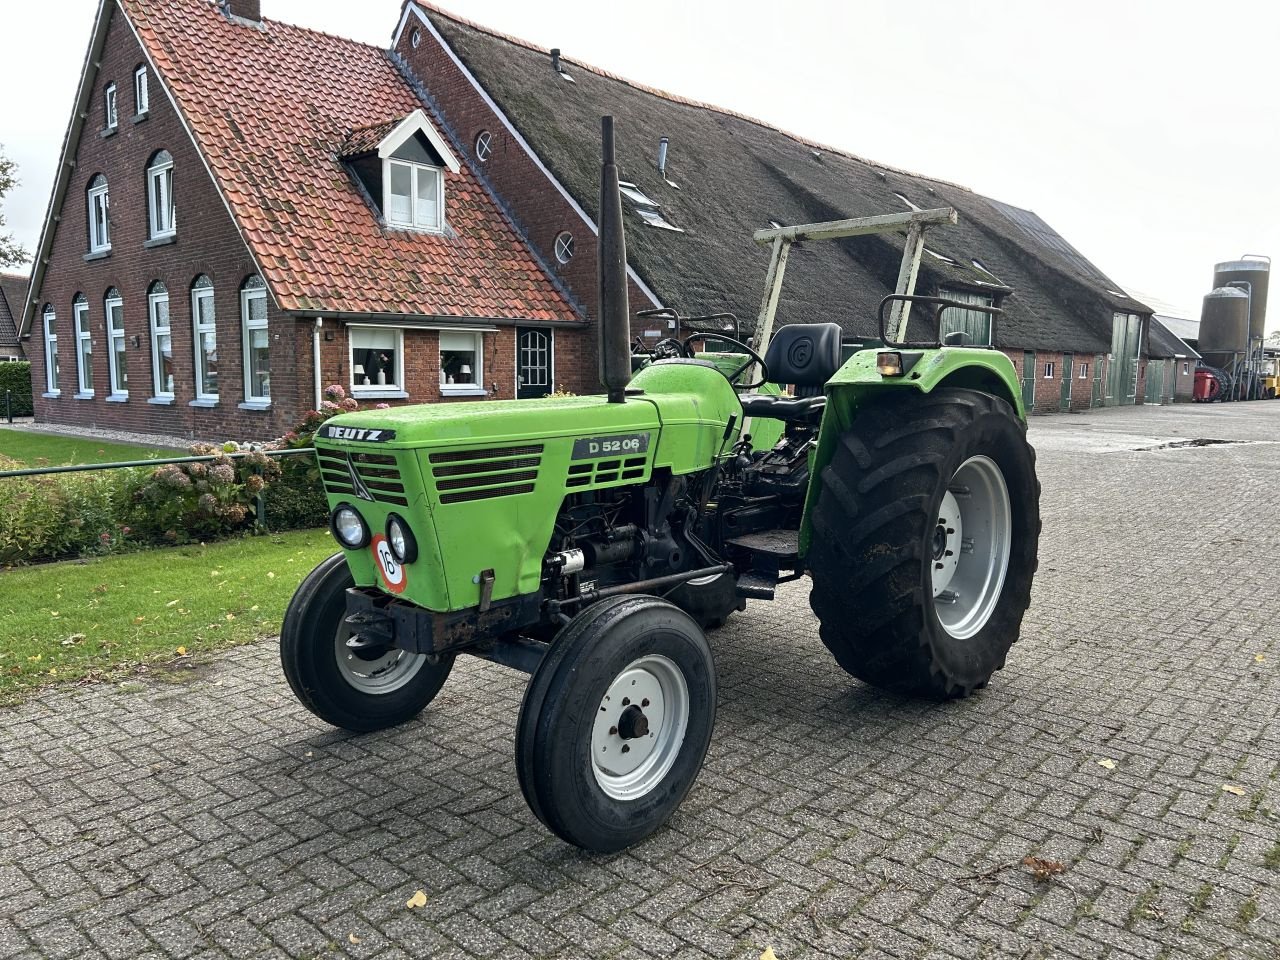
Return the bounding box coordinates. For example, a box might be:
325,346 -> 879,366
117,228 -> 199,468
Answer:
1212,256 -> 1270,341
1199,286 -> 1251,369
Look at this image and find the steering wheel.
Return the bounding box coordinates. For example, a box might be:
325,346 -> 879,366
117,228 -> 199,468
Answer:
652,337 -> 684,360
681,333 -> 769,390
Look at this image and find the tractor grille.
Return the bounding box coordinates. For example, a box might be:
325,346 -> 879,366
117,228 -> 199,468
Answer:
428,444 -> 543,505
316,450 -> 409,506
566,456 -> 648,489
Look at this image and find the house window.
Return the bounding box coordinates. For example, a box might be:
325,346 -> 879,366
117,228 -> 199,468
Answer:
241,276 -> 270,403
440,330 -> 484,395
1043,361 -> 1055,379
1183,362 -> 1190,375
191,276 -> 218,401
384,159 -> 442,231
475,130 -> 493,162
148,281 -> 173,398
350,327 -> 403,395
104,84 -> 117,130
87,175 -> 110,253
73,294 -> 93,396
105,289 -> 127,397
147,150 -> 175,238
134,66 -> 149,116
411,27 -> 422,47
1078,362 -> 1089,380
42,305 -> 59,394
554,231 -> 574,264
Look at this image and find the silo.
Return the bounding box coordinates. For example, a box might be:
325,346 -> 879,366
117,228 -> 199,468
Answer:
1212,256 -> 1270,341
1199,286 -> 1251,369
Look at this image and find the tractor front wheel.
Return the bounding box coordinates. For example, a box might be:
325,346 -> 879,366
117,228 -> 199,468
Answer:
280,554 -> 454,732
515,596 -> 716,852
808,388 -> 1040,698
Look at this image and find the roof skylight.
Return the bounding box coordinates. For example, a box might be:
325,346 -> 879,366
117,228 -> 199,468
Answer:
637,208 -> 684,232
924,247 -> 955,264
618,181 -> 659,208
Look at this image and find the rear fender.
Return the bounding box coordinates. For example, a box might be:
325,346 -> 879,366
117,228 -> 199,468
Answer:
798,347 -> 1023,556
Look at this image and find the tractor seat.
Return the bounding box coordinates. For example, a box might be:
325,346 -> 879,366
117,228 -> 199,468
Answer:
740,322 -> 843,422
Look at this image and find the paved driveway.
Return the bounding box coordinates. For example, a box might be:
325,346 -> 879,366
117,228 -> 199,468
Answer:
3,403 -> 1279,959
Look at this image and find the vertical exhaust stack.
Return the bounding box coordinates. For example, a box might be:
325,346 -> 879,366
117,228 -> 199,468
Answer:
598,116 -> 632,403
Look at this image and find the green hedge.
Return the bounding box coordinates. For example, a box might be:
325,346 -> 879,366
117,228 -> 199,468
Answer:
0,362 -> 33,417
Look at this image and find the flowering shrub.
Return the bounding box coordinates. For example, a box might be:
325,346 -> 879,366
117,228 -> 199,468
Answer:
128,447 -> 283,543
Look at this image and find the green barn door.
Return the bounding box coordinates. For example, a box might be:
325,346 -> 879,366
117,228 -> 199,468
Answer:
1060,352 -> 1074,411
1092,354 -> 1104,407
1022,351 -> 1036,412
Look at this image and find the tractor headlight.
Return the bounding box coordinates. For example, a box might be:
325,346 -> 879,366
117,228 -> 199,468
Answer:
330,504 -> 370,550
385,513 -> 418,564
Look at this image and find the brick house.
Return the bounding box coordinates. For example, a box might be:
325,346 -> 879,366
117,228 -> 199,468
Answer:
17,0 -> 583,441
393,1 -> 1164,414
0,274 -> 27,361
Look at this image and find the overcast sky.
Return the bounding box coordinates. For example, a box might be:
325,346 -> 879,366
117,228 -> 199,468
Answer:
2,0 -> 1277,329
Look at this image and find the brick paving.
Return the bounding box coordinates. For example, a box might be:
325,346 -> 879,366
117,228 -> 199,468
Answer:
3,402 -> 1280,959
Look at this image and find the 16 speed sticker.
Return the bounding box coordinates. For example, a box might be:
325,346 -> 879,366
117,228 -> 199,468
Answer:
371,534 -> 407,594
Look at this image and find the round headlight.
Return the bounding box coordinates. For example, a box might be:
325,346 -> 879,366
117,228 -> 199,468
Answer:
386,513 -> 418,564
330,504 -> 369,549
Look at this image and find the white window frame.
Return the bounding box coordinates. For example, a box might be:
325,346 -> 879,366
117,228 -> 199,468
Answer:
241,279 -> 270,405
73,297 -> 93,397
382,158 -> 443,233
147,152 -> 175,239
105,291 -> 127,398
474,130 -> 493,162
439,329 -> 486,397
191,280 -> 218,402
134,66 -> 149,116
88,178 -> 110,253
42,307 -> 59,395
149,286 -> 173,399
1078,362 -> 1089,380
1183,362 -> 1190,375
554,231 -> 574,264
104,83 -> 117,130
349,326 -> 406,398
1043,361 -> 1055,380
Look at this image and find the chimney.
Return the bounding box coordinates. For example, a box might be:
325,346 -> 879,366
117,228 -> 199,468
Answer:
657,137 -> 669,177
550,48 -> 562,72
225,0 -> 261,23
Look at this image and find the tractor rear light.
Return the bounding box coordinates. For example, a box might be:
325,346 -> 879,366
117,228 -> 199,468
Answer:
385,513 -> 418,564
330,504 -> 370,550
877,351 -> 904,377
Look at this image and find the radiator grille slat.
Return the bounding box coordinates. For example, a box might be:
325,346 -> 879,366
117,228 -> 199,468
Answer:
428,444 -> 543,505
317,449 -> 409,507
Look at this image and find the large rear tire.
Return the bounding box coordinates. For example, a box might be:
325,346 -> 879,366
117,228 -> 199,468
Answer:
808,389 -> 1040,698
515,596 -> 716,852
280,554 -> 454,732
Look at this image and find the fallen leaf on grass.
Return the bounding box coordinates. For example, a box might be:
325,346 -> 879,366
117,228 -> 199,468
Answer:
176,646 -> 187,657
1097,758 -> 1116,770
405,890 -> 427,909
1222,784 -> 1246,796
61,634 -> 86,647
1022,856 -> 1066,883
166,599 -> 179,607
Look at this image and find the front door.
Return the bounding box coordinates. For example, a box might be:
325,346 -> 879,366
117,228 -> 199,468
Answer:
1022,351 -> 1036,412
516,327 -> 553,399
1092,355 -> 1104,407
1060,352 -> 1074,412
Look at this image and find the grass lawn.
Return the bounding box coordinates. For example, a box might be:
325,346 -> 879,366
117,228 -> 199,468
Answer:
0,528 -> 336,704
0,427 -> 183,467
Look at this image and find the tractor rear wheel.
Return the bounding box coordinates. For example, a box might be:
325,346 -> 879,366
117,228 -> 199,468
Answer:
808,389 -> 1039,698
280,554 -> 454,732
515,595 -> 716,852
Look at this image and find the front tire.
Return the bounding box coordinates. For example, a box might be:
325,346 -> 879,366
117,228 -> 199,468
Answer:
515,596 -> 716,852
808,389 -> 1040,698
280,554 -> 454,732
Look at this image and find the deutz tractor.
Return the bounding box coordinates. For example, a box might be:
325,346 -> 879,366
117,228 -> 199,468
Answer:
281,118 -> 1040,852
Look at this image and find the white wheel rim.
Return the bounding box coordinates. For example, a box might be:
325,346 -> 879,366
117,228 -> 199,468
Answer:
334,632 -> 427,694
590,655 -> 690,801
931,455 -> 1012,640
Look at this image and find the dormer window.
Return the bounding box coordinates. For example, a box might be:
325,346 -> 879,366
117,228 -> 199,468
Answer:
341,109 -> 461,236
386,160 -> 442,231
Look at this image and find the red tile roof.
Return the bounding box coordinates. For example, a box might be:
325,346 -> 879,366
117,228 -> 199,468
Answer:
122,0 -> 576,321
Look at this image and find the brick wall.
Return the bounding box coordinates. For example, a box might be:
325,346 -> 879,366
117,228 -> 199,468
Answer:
395,10 -> 650,395
29,5 -> 300,442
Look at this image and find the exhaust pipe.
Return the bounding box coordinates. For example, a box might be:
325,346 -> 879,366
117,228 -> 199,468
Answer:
598,116 -> 631,404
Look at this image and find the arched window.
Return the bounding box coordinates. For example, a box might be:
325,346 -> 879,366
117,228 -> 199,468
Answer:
148,281 -> 173,398
475,130 -> 493,162
240,275 -> 270,404
72,293 -> 93,396
147,150 -> 175,239
42,305 -> 59,394
104,288 -> 127,397
191,275 -> 217,401
87,174 -> 110,253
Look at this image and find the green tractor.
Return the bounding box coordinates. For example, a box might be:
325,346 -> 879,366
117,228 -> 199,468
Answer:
281,118 -> 1040,852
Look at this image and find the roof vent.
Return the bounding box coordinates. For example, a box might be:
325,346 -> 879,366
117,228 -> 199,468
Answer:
223,0 -> 261,23
550,48 -> 575,82
657,137 -> 669,176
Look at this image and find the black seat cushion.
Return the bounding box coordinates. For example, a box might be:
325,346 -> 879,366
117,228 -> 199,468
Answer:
763,323 -> 843,397
740,394 -> 826,423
